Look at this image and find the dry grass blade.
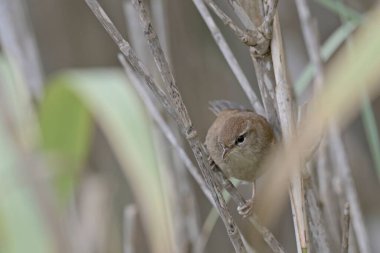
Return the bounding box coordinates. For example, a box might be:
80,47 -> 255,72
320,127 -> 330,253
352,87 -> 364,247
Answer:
271,15 -> 308,253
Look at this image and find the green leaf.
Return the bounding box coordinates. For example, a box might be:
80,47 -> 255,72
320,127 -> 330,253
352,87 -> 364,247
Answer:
39,79 -> 92,201
41,83 -> 91,163
0,55 -> 53,253
46,69 -> 172,253
361,95 -> 380,179
0,122 -> 54,253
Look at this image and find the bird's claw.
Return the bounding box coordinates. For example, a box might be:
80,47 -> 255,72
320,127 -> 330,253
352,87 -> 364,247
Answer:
237,199 -> 254,218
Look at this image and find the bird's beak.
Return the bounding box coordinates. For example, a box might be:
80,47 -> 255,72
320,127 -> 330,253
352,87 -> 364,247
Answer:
222,146 -> 231,160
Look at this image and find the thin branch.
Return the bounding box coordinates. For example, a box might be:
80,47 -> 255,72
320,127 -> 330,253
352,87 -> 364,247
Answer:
85,0 -> 247,251
263,0 -> 279,26
247,214 -> 286,253
204,0 -> 264,47
212,165 -> 247,208
329,126 -> 371,253
294,0 -> 324,88
220,0 -> 271,56
252,56 -> 281,137
190,0 -> 265,115
123,1 -> 200,250
227,0 -> 260,29
260,0 -> 279,39
85,0 -> 181,125
130,0 -> 192,129
119,55 -> 212,203
150,0 -> 169,57
316,140 -> 341,248
304,163 -> 332,253
341,203 -> 350,253
122,0 -> 151,67
212,172 -> 286,253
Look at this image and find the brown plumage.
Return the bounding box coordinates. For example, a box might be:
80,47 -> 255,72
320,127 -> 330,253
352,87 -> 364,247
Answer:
205,104 -> 275,182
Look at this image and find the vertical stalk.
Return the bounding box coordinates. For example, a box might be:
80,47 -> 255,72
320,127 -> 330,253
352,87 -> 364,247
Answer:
226,1 -> 309,252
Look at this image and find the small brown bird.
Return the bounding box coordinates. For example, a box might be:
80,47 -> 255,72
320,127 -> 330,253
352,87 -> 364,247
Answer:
205,100 -> 275,216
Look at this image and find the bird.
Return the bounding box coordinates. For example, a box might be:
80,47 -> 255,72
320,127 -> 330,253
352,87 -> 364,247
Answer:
205,100 -> 275,216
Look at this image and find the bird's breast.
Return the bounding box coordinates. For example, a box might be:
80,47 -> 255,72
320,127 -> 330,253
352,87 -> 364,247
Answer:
220,153 -> 260,182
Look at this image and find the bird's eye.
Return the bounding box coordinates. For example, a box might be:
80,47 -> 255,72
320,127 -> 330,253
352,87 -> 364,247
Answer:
235,134 -> 246,145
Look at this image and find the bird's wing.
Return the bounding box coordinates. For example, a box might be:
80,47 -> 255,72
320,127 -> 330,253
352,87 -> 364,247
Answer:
208,100 -> 251,116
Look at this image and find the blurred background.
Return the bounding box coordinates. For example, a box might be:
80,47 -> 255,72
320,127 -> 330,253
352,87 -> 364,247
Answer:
1,0 -> 379,252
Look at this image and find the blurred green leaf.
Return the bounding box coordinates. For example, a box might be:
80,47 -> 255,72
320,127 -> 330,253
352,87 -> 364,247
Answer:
295,21 -> 359,95
46,69 -> 172,253
316,0 -> 362,22
39,79 -> 92,201
0,55 -> 53,253
296,0 -> 362,95
0,123 -> 54,253
41,83 -> 91,163
361,95 -> 380,178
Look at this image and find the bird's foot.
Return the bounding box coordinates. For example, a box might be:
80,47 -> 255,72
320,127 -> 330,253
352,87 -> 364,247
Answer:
237,199 -> 254,218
